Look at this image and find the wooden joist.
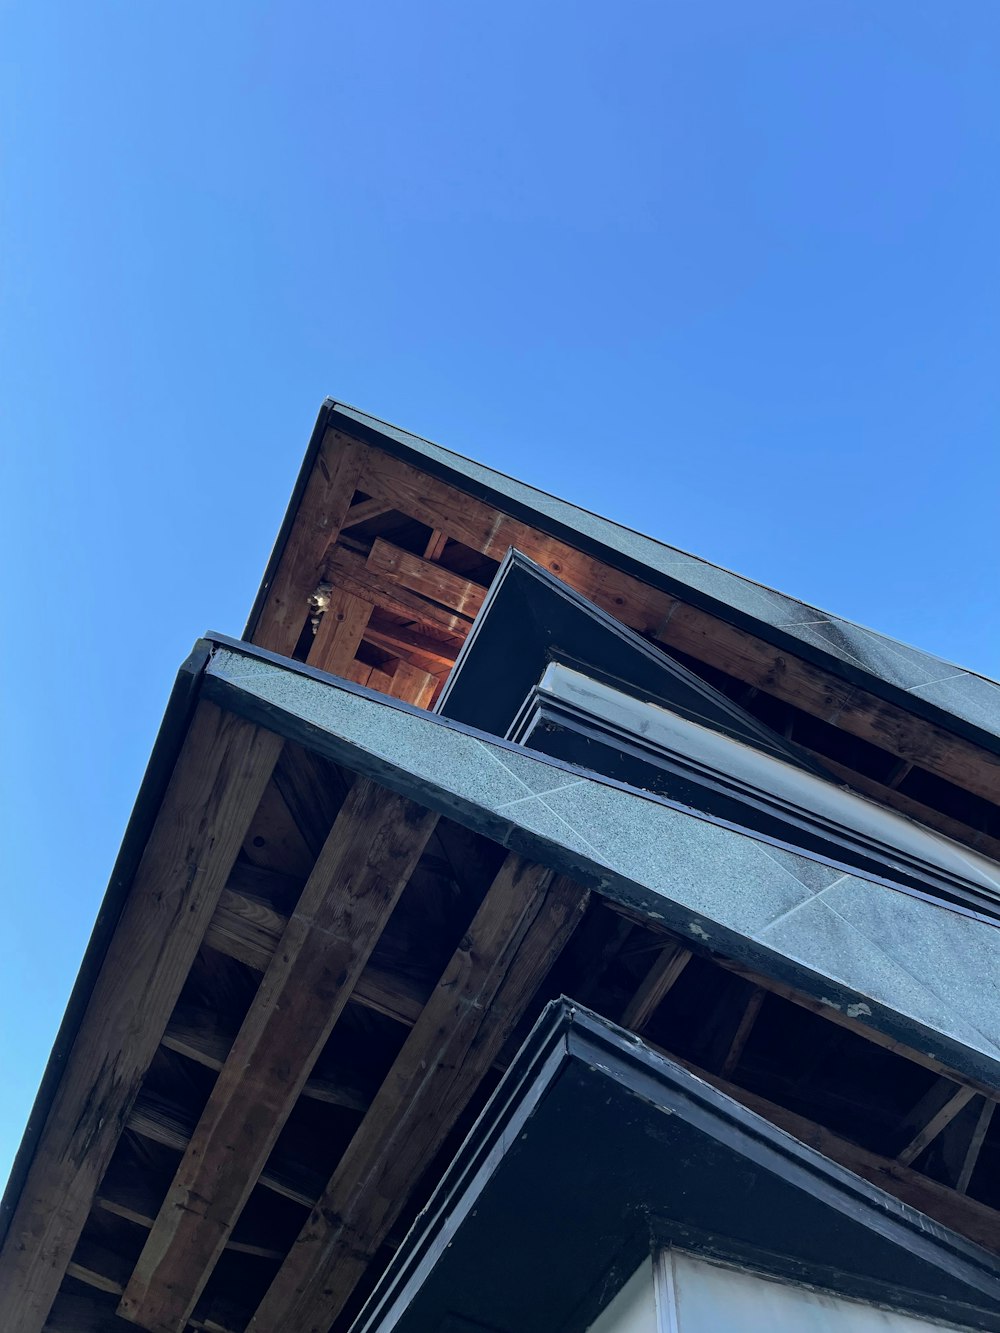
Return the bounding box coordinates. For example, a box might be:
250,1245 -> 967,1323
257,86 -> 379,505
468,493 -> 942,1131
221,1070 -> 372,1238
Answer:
204,883 -> 427,1025
119,779 -> 438,1333
386,660 -> 437,707
957,1099 -> 996,1194
0,704 -> 282,1333
162,1006 -> 375,1112
719,986 -> 766,1078
621,941 -> 692,1031
94,1173 -> 284,1261
248,861 -> 589,1332
125,1090 -> 324,1208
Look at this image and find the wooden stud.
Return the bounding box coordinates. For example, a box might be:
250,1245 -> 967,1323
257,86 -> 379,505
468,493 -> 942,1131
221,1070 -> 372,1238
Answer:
720,987 -> 766,1078
621,941 -> 692,1032
119,780 -> 438,1333
897,1080 -> 978,1166
387,660 -> 438,708
957,1099 -> 995,1195
0,704 -> 282,1333
308,587 -> 374,678
423,528 -> 448,561
249,862 -> 588,1333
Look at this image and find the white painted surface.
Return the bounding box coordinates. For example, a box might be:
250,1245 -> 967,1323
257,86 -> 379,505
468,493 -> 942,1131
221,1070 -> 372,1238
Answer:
586,1258 -> 658,1333
664,1249 -> 975,1332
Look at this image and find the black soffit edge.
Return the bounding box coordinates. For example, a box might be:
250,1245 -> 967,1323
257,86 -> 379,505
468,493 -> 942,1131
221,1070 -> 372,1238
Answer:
352,1002 -> 1000,1333
435,549 -> 819,771
437,553 -> 1000,921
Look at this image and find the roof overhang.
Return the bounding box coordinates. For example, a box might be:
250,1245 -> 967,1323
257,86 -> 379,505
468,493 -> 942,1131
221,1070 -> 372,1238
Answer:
353,1001 -> 1000,1333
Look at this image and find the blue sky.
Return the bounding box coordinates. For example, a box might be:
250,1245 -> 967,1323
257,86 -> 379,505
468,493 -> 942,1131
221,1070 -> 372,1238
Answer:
1,2 -> 999,1187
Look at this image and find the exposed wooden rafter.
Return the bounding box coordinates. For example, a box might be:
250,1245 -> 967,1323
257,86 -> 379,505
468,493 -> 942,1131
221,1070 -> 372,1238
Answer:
249,861 -> 588,1332
0,704 -> 283,1333
120,779 -> 438,1333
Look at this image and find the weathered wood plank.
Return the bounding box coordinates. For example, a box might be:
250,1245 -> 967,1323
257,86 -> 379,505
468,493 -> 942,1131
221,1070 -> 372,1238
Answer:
162,1007 -> 375,1111
94,1173 -> 284,1261
367,538 -> 487,620
125,1091 -> 324,1208
621,942 -> 692,1032
249,863 -> 589,1332
120,780 -> 438,1333
0,704 -> 282,1333
252,432 -> 363,656
308,587 -> 373,678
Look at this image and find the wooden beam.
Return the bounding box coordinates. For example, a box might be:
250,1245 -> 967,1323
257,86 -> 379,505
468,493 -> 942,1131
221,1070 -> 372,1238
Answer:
607,904 -> 1000,1109
271,743 -> 346,860
423,528 -> 448,560
362,618 -> 460,671
387,660 -> 437,707
957,1098 -> 995,1195
125,1090 -> 324,1208
367,538 -> 487,620
655,1048 -> 1000,1256
352,436 -> 1000,809
897,1080 -> 978,1166
719,986 -> 766,1078
0,704 -> 282,1333
119,780 -> 438,1333
162,1007 -> 375,1111
308,587 -> 373,677
253,433 -> 363,655
94,1173 -> 284,1261
621,941 -> 692,1031
326,545 -> 472,635
341,496 -> 395,528
66,1241 -> 133,1298
249,862 -> 588,1332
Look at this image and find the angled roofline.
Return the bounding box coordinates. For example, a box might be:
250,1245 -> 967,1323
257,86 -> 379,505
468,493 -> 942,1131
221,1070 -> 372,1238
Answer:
244,399 -> 1000,755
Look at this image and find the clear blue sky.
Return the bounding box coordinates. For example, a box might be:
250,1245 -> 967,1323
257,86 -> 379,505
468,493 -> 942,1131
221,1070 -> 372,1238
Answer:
2,2 -> 999,1189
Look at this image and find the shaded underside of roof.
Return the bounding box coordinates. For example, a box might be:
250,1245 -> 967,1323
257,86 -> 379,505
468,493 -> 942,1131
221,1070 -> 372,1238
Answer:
277,399 -> 1000,753
206,637 -> 1000,1088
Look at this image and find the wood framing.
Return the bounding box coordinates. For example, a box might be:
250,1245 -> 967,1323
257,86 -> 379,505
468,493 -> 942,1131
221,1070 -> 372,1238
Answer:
249,862 -> 588,1332
119,779 -> 438,1333
0,703 -> 282,1333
